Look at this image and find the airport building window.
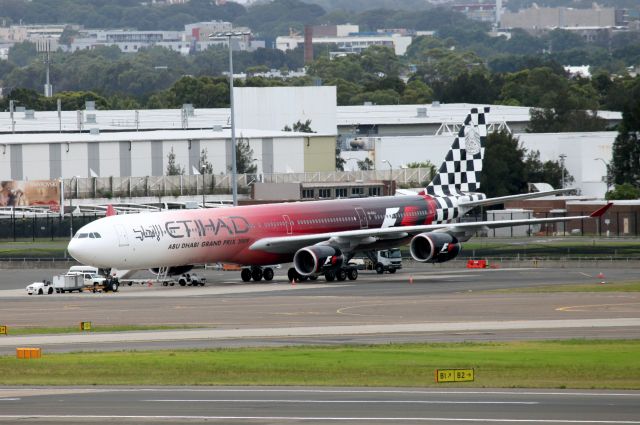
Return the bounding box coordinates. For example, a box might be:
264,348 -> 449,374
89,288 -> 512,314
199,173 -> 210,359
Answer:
369,187 -> 381,196
336,188 -> 347,198
318,188 -> 331,198
302,189 -> 314,199
351,187 -> 364,196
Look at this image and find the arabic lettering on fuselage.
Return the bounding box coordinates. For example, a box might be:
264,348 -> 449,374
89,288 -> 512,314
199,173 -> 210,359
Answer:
133,216 -> 249,241
132,224 -> 163,241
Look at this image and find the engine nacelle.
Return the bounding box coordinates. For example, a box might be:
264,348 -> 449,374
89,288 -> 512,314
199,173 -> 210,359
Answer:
409,232 -> 461,263
149,265 -> 194,276
294,245 -> 344,276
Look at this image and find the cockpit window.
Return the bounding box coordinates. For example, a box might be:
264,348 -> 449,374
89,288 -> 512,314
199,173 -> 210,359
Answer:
89,233 -> 95,238
78,233 -> 88,238
93,233 -> 101,238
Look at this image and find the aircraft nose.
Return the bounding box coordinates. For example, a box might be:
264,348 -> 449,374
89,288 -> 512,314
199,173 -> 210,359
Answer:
67,237 -> 84,263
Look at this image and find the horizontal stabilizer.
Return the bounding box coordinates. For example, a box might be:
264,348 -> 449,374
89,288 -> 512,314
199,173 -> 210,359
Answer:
589,202 -> 613,217
458,188 -> 575,209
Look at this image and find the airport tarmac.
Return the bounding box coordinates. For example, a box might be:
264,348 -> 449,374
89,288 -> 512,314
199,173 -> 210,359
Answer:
0,387 -> 639,424
0,266 -> 639,354
1,266 -> 639,424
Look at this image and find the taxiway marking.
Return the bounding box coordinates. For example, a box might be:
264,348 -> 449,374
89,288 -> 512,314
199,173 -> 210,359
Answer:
556,302 -> 640,312
0,415 -> 638,423
143,399 -> 538,405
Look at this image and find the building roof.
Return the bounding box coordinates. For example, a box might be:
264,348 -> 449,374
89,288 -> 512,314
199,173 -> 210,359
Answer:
0,102 -> 622,134
336,103 -> 621,126
0,128 -> 331,145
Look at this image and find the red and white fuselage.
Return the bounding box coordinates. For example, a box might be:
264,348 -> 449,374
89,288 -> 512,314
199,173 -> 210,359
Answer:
68,193 -> 463,270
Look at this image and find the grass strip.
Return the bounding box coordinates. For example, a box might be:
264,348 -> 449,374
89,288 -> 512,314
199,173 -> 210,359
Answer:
483,281 -> 640,293
0,340 -> 639,389
4,324 -> 206,336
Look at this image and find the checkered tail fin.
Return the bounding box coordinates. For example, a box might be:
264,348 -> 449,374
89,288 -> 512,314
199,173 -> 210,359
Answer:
426,107 -> 489,196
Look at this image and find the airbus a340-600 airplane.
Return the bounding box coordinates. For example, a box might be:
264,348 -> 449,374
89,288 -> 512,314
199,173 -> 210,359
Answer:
68,107 -> 611,283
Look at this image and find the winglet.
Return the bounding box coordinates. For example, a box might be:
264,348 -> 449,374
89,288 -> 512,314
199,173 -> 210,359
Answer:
590,202 -> 613,218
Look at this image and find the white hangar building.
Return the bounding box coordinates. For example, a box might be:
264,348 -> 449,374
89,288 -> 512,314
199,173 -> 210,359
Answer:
0,128 -> 336,181
0,84 -> 622,198
0,86 -> 338,180
341,131 -> 615,199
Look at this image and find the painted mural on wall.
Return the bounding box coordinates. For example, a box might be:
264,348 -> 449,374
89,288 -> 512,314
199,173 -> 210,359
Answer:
0,180 -> 60,208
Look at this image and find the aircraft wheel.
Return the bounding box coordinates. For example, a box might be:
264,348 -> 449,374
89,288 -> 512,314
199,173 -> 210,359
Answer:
48,287 -> 54,294
336,269 -> 347,281
347,268 -> 358,281
38,288 -> 43,295
299,276 -> 309,282
287,268 -> 299,282
241,268 -> 252,282
389,268 -> 396,274
263,268 -> 274,281
252,268 -> 263,282
309,275 -> 318,281
375,263 -> 385,274
324,271 -> 335,282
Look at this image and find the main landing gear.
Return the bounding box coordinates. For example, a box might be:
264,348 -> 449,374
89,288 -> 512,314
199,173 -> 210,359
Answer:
287,267 -> 358,283
241,266 -> 274,282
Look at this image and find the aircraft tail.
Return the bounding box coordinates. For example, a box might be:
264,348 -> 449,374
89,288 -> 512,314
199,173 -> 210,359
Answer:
426,107 -> 489,197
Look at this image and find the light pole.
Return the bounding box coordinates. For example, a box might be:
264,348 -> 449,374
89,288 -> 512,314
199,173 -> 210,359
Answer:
382,159 -> 393,180
559,154 -> 567,189
69,175 -> 79,239
382,159 -> 393,196
200,162 -> 206,208
595,158 -> 611,191
210,31 -> 250,206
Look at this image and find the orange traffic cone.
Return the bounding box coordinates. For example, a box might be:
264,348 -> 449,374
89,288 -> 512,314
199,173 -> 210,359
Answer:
597,272 -> 606,285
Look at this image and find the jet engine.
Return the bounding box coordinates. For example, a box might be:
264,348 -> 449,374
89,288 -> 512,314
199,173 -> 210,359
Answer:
149,265 -> 194,276
294,245 -> 344,276
409,232 -> 461,263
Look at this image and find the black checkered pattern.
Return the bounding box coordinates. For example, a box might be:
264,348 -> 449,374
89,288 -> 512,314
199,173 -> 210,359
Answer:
426,107 -> 488,198
431,192 -> 486,222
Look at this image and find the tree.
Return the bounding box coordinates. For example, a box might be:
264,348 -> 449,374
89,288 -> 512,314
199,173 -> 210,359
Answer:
200,148 -> 213,174
605,183 -> 640,200
523,150 -> 574,189
406,160 -> 437,180
527,108 -> 607,133
357,157 -> 374,170
234,138 -> 257,174
480,131 -> 527,198
8,42 -> 38,67
166,147 -> 185,175
283,119 -> 314,133
59,25 -> 80,46
335,147 -> 346,171
610,81 -> 640,188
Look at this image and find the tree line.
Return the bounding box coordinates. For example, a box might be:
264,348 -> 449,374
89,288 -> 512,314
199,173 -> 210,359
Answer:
3,42 -> 639,133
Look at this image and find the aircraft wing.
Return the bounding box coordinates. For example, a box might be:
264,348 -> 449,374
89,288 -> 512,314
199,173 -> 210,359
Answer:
249,203 -> 612,254
458,188 -> 575,209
